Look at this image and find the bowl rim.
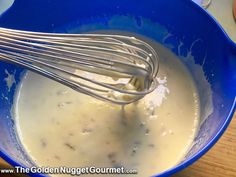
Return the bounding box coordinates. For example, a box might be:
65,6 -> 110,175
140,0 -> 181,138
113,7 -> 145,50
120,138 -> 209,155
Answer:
0,0 -> 236,177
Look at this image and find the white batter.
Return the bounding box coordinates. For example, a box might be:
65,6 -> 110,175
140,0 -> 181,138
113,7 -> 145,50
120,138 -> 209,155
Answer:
14,38 -> 200,177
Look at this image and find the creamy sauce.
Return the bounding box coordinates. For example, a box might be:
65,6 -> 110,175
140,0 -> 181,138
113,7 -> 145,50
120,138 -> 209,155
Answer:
14,38 -> 200,177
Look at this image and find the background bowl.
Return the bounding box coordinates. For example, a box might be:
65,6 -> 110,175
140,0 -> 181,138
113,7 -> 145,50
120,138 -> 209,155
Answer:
0,0 -> 235,176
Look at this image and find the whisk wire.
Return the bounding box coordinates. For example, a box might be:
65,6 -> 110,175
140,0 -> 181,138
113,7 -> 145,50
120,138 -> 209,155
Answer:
0,27 -> 159,104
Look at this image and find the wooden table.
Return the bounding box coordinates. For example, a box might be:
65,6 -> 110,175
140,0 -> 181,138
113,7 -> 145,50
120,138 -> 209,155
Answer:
173,113 -> 236,177
1,113 -> 236,177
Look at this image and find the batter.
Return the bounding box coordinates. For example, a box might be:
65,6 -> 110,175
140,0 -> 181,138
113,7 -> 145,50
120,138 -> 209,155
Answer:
14,37 -> 200,177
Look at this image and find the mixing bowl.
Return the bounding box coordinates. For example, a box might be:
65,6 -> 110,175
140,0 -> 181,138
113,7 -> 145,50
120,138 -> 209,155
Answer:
0,0 -> 235,176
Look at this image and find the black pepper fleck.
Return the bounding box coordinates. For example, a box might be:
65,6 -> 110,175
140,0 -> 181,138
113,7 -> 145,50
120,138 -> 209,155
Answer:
151,109 -> 155,115
68,133 -> 74,136
145,128 -> 150,135
131,147 -> 138,156
54,155 -> 61,160
40,138 -> 47,148
64,143 -> 76,151
139,122 -> 145,128
82,128 -> 93,134
107,152 -> 116,159
111,160 -> 116,164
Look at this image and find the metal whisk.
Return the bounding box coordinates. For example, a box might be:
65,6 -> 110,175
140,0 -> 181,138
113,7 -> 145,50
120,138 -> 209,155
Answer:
0,28 -> 159,104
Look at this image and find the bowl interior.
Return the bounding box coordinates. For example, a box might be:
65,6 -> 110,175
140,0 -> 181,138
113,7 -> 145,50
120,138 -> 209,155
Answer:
0,0 -> 235,176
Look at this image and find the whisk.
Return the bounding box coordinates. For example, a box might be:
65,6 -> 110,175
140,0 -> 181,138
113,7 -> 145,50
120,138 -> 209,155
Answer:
0,28 -> 159,104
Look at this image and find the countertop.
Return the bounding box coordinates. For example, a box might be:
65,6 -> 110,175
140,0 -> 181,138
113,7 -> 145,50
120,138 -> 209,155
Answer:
1,0 -> 236,177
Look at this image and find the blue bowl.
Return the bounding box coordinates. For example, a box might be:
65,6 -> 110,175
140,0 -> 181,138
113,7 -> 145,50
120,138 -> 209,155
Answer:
0,0 -> 235,176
